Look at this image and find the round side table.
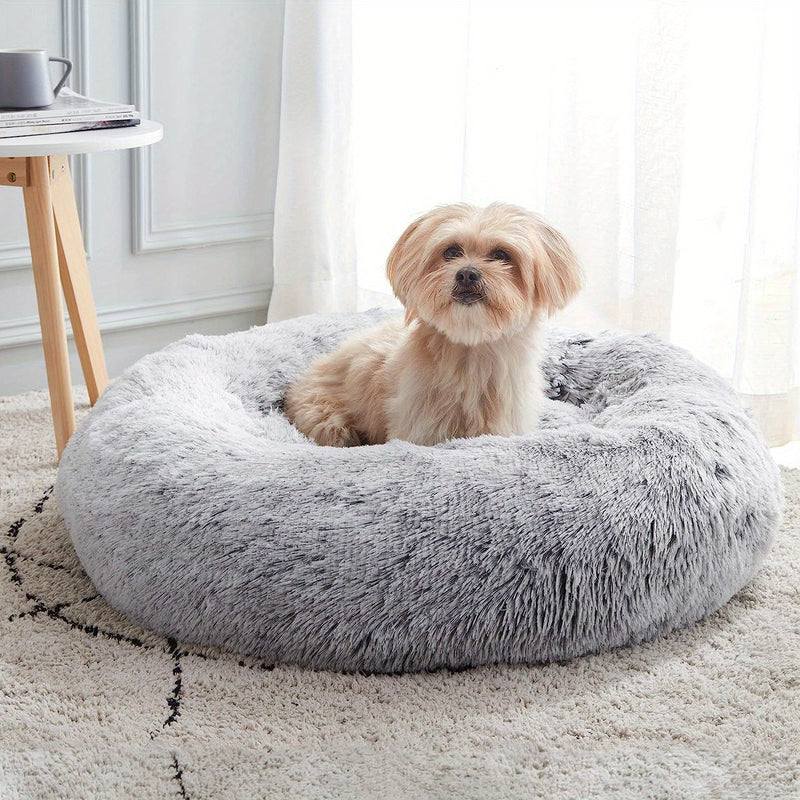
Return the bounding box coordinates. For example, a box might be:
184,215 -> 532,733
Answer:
0,121 -> 163,458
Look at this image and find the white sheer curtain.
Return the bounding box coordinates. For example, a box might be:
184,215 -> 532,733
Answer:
268,0 -> 357,320
270,0 -> 800,446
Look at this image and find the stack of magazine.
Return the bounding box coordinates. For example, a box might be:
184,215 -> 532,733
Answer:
0,88 -> 141,139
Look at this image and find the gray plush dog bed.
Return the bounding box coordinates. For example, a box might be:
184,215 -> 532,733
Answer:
57,309 -> 783,673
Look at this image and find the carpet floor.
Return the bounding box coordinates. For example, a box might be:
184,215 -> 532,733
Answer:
0,389 -> 798,800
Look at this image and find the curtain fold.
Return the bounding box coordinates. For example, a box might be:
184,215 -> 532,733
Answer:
271,0 -> 799,445
268,0 -> 356,322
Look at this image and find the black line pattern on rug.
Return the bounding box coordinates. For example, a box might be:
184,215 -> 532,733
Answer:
164,638 -> 184,729
10,549 -> 81,574
8,593 -> 100,623
1,485 -> 52,586
33,485 -> 54,513
3,491 -> 174,656
4,488 -> 277,667
5,488 -> 277,663
13,593 -> 153,649
1,541 -> 23,587
9,516 -> 25,539
172,753 -> 190,799
4,487 -> 279,795
179,647 -> 276,673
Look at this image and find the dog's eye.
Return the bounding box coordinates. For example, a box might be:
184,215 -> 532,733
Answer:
489,248 -> 511,263
443,245 -> 463,260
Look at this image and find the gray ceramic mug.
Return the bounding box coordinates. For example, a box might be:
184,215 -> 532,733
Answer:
0,49 -> 72,109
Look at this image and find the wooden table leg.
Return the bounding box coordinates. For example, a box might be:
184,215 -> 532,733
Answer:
50,155 -> 108,405
22,156 -> 75,458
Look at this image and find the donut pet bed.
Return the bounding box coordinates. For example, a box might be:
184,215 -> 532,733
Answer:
57,309 -> 783,673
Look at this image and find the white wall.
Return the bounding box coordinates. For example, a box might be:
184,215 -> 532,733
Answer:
0,0 -> 283,394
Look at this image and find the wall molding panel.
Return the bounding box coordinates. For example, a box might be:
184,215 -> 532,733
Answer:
0,242 -> 31,274
0,285 -> 270,350
130,0 -> 272,254
0,0 -> 90,273
0,0 -> 280,394
61,0 -> 92,258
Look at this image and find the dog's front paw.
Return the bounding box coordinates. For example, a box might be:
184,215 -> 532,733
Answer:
285,385 -> 364,447
309,418 -> 363,447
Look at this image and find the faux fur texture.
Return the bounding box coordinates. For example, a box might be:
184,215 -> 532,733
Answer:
56,310 -> 783,673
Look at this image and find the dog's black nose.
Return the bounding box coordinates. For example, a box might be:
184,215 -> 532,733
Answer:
455,267 -> 481,286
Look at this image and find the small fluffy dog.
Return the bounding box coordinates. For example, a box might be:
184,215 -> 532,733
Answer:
285,203 -> 582,447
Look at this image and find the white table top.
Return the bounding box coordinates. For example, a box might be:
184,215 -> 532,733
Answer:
0,120 -> 163,156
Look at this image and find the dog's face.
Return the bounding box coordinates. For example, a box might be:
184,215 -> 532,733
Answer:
387,203 -> 582,345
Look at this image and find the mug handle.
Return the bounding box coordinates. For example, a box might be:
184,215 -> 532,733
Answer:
49,57 -> 73,98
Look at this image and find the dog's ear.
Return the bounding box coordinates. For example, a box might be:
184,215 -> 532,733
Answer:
386,213 -> 427,308
529,217 -> 583,315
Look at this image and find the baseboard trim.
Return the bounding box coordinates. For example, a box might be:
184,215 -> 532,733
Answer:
0,285 -> 270,350
0,242 -> 31,272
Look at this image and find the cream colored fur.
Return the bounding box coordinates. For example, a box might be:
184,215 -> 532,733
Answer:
285,203 -> 582,446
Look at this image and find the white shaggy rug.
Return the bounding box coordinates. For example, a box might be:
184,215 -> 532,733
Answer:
1,389 -> 798,800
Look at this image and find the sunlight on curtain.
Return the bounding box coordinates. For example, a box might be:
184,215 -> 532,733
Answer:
269,0 -> 356,321
349,0 -> 800,444
670,4 -> 800,445
352,1 -> 650,320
